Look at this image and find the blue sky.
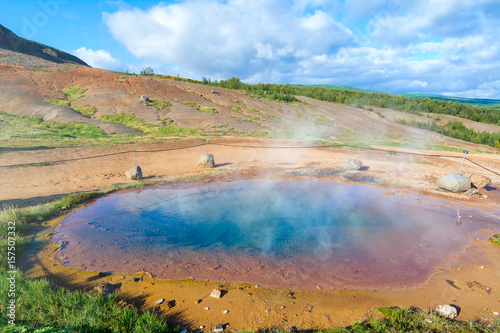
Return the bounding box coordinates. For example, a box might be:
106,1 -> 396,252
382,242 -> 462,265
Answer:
2,0 -> 500,99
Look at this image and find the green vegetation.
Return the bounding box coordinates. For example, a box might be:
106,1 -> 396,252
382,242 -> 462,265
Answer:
230,106 -> 243,113
98,113 -> 204,136
61,87 -> 87,102
312,114 -> 335,126
396,118 -> 500,148
0,112 -> 107,143
148,98 -> 172,111
200,107 -> 218,115
182,101 -> 200,109
73,104 -> 97,118
44,98 -> 71,108
0,272 -> 171,332
44,86 -> 96,118
140,67 -> 155,76
490,234 -> 500,246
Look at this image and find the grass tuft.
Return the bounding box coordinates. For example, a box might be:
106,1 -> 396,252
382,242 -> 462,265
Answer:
61,86 -> 87,102
73,105 -> 97,118
490,234 -> 500,246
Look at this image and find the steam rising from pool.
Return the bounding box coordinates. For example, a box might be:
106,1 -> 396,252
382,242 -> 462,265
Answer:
53,180 -> 496,290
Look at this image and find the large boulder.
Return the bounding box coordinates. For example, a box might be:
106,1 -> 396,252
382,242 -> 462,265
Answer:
198,154 -> 215,168
343,159 -> 362,171
125,166 -> 143,180
469,174 -> 491,189
436,174 -> 471,192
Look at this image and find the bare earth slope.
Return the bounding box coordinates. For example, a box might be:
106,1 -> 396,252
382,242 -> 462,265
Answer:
1,65 -> 499,148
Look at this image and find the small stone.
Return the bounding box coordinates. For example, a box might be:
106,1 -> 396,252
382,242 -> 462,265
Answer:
210,289 -> 222,298
139,95 -> 149,102
424,318 -> 433,323
200,326 -> 205,330
214,324 -> 224,332
195,299 -> 202,304
222,310 -> 229,314
94,283 -> 116,297
155,298 -> 165,305
435,304 -> 458,319
483,195 -> 488,199
266,309 -> 271,313
493,312 -> 499,316
465,188 -> 479,197
287,327 -> 298,332
205,306 -> 210,310
479,265 -> 485,269
167,300 -> 176,308
281,306 -> 286,309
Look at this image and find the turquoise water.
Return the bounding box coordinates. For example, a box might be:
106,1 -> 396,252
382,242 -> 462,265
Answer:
53,180 -> 496,290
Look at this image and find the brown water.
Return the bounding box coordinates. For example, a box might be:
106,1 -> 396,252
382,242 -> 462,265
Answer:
52,180 -> 499,290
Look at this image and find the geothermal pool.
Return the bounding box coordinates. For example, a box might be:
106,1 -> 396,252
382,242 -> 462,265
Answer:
52,180 -> 498,290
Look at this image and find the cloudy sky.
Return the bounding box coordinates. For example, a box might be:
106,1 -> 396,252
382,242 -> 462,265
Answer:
2,0 -> 500,98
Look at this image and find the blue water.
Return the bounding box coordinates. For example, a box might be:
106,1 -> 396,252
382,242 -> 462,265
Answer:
53,180 -> 496,289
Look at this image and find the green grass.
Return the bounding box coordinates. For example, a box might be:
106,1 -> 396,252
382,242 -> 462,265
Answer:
44,98 -> 71,108
0,112 -> 107,141
61,87 -> 87,102
181,101 -> 200,109
73,105 -> 97,118
230,106 -> 243,113
147,98 -> 172,111
98,113 -> 204,136
200,107 -> 218,115
490,234 -> 500,246
312,114 -> 335,126
0,271 -> 173,332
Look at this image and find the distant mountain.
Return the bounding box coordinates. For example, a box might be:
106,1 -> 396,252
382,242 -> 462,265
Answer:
0,24 -> 88,66
303,84 -> 500,109
402,93 -> 500,109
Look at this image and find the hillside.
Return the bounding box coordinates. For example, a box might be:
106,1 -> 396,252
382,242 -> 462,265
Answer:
2,65 -> 500,153
0,24 -> 88,69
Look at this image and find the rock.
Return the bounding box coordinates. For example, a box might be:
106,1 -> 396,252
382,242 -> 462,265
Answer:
465,188 -> 479,197
343,159 -> 362,170
125,166 -> 143,180
214,324 -> 224,332
436,174 -> 471,192
210,289 -> 222,298
155,298 -> 165,305
469,174 -> 491,188
198,154 -> 215,168
167,300 -> 176,308
435,304 -> 458,319
94,283 -> 116,297
222,310 -> 229,314
139,95 -> 149,102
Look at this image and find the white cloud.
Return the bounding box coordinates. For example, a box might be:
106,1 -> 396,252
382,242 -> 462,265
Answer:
103,1 -> 354,78
72,47 -> 124,71
101,0 -> 500,98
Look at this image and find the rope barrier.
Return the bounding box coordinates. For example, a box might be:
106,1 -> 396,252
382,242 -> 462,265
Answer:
0,141 -> 498,176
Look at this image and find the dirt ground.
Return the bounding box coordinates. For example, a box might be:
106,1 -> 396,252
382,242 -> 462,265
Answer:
2,136 -> 500,331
